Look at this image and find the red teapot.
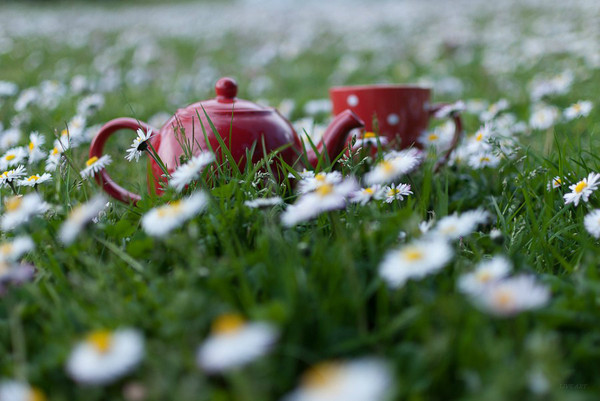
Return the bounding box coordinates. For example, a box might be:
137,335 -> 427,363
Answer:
89,77 -> 364,203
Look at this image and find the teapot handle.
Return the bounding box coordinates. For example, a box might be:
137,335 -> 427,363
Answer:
428,103 -> 464,172
89,117 -> 155,204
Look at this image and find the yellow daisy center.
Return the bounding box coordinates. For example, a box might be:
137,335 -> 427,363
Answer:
381,160 -> 394,173
575,181 -> 587,193
157,200 -> 183,217
5,154 -> 16,161
494,290 -> 514,309
315,173 -> 326,182
212,313 -> 246,334
29,141 -> 35,151
5,196 -> 22,212
86,330 -> 113,353
364,187 -> 374,195
61,129 -> 69,137
476,271 -> 492,283
573,103 -> 581,112
363,132 -> 376,139
51,147 -> 60,156
476,132 -> 483,141
317,184 -> 333,197
86,156 -> 99,166
302,362 -> 342,390
403,246 -> 424,262
480,156 -> 490,163
428,133 -> 439,141
27,175 -> 40,182
0,243 -> 13,255
28,388 -> 47,401
388,188 -> 400,197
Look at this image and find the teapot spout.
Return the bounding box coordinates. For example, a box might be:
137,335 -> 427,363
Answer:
306,109 -> 364,168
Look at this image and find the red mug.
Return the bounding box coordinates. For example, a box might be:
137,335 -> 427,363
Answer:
330,84 -> 463,167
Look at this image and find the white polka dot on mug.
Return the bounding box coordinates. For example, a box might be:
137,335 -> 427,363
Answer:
347,94 -> 359,107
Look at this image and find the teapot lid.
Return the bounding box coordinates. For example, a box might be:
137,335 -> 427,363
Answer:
196,77 -> 270,113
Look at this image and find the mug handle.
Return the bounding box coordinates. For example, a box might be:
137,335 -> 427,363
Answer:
89,117 -> 156,204
428,103 -> 464,172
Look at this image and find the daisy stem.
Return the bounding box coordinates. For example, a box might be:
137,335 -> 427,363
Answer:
8,300 -> 28,381
8,181 -> 18,196
146,144 -> 170,179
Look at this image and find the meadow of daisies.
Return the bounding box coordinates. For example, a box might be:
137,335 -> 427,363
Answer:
1,0 -> 600,400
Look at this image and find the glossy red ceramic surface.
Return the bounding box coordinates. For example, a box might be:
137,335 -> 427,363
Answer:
90,77 -> 363,204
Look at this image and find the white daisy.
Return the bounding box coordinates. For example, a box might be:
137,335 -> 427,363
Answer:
0,81 -> 19,97
281,177 -> 358,226
352,132 -> 388,150
350,185 -> 384,205
0,380 -> 46,401
244,196 -> 284,208
429,209 -> 490,241
563,101 -> 592,120
1,193 -> 49,231
0,165 -> 27,188
529,104 -> 559,130
465,125 -> 493,153
418,121 -> 455,151
467,152 -> 501,169
364,149 -> 421,185
59,195 -> 108,245
584,209 -> 600,239
0,147 -> 27,170
563,172 -> 600,206
0,128 -> 22,151
77,93 -> 105,116
66,328 -> 144,385
479,99 -> 509,122
169,152 -> 215,192
18,173 -> 52,187
471,275 -> 550,317
297,171 -> 342,194
0,262 -> 36,294
379,238 -> 454,288
547,176 -> 562,190
383,183 -> 412,203
282,358 -> 392,401
26,132 -> 46,164
458,255 -> 512,295
66,115 -> 87,146
80,155 -> 112,179
45,145 -> 64,172
196,314 -> 278,373
434,100 -> 466,118
125,128 -> 153,162
141,191 -> 208,237
0,236 -> 34,263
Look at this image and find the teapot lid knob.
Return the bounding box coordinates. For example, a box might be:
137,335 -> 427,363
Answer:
215,77 -> 238,100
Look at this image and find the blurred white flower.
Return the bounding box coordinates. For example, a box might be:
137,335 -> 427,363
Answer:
1,193 -> 48,231
80,155 -> 112,179
45,145 -> 63,172
350,185 -> 384,205
479,99 -> 509,122
430,209 -> 489,241
0,128 -> 22,151
26,132 -> 46,164
379,238 -> 453,288
0,236 -> 34,263
282,177 -> 358,226
297,171 -> 342,194
282,358 -> 392,401
352,131 -> 388,150
547,176 -> 562,190
458,255 -> 512,295
0,147 -> 27,170
142,192 -> 208,237
563,172 -> 600,206
364,149 -> 421,185
197,314 -> 278,373
59,195 -> 107,244
529,104 -> 558,130
584,209 -> 600,239
244,196 -> 284,208
0,165 -> 27,188
563,100 -> 592,120
0,380 -> 46,401
470,275 -> 550,317
0,81 -> 18,97
66,328 -> 144,385
169,152 -> 215,192
77,93 -> 105,116
467,152 -> 501,169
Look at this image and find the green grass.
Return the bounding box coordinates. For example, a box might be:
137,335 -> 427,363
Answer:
1,9 -> 600,401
